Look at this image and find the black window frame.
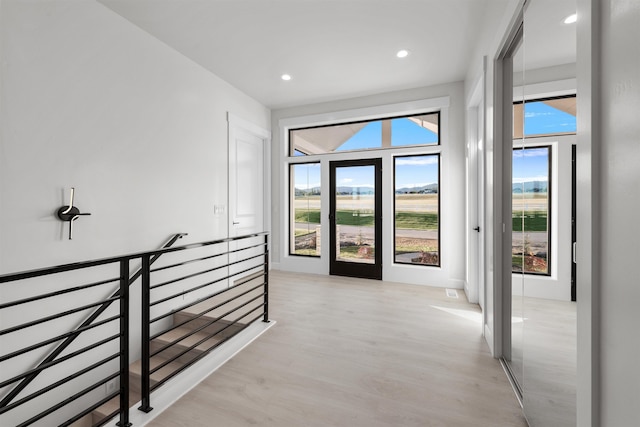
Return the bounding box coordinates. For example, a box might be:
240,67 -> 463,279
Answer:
289,161 -> 322,258
513,94 -> 577,139
393,153 -> 441,268
511,144 -> 552,276
288,111 -> 441,157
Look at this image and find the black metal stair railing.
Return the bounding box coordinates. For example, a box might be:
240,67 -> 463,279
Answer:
0,232 -> 269,427
0,233 -> 187,411
0,257 -> 135,427
138,233 -> 270,412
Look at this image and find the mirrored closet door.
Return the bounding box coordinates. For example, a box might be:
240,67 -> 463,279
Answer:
501,1 -> 577,426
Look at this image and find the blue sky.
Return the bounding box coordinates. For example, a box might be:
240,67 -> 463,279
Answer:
337,118 -> 438,152
293,163 -> 321,190
513,147 -> 549,183
512,101 -> 573,183
332,159 -> 439,190
524,101 -> 576,135
337,122 -> 381,151
294,151 -> 539,189
336,166 -> 375,188
294,109 -> 561,190
293,117 -> 440,190
394,156 -> 438,188
293,155 -> 439,190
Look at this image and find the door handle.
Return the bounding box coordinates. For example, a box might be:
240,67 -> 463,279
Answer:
473,226 -> 481,232
233,221 -> 240,225
573,242 -> 577,264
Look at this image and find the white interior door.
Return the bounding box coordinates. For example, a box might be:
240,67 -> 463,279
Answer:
477,104 -> 486,311
227,113 -> 270,286
228,114 -> 269,237
466,77 -> 485,307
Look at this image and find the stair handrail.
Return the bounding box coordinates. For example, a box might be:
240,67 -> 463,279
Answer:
0,232 -> 188,409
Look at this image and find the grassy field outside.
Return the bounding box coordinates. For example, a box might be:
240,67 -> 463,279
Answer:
293,193 -> 549,267
512,192 -> 549,273
293,194 -> 440,263
295,209 -> 439,231
294,210 -> 321,225
394,212 -> 438,230
293,194 -> 439,211
512,210 -> 548,232
294,195 -> 547,231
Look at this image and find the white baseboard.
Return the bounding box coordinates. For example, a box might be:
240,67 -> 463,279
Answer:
484,323 -> 495,357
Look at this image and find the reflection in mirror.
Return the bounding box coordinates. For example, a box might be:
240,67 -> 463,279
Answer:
512,144 -> 550,276
520,0 -> 577,426
510,30 -> 525,397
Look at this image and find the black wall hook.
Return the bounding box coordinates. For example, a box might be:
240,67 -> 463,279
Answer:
57,187 -> 91,240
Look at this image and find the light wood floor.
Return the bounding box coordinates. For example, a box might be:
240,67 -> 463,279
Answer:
512,296 -> 576,426
148,270 -> 528,427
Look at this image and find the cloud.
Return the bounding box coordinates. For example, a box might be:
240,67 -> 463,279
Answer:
295,182 -> 321,190
395,157 -> 438,166
524,111 -> 554,118
397,182 -> 437,188
513,148 -> 548,158
340,178 -> 353,184
513,176 -> 548,183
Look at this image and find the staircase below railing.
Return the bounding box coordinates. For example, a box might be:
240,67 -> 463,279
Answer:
0,232 -> 269,427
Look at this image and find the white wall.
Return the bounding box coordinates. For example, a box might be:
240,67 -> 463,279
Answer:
270,82 -> 467,289
0,0 -> 270,274
589,0 -> 640,425
0,1 -> 270,425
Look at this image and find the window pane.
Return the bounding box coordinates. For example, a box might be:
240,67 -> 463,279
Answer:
391,117 -> 439,146
512,146 -> 550,274
290,163 -> 321,257
290,112 -> 439,156
513,95 -> 576,139
336,122 -> 382,152
334,165 -> 376,263
394,155 -> 439,266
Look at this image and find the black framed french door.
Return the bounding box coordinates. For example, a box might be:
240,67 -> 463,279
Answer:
329,158 -> 382,280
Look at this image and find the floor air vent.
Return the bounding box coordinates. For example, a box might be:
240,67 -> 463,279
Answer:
446,288 -> 459,298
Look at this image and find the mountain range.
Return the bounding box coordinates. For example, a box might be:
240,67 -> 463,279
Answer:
295,183 -> 439,196
295,181 -> 543,196
512,180 -> 548,193
395,183 -> 438,194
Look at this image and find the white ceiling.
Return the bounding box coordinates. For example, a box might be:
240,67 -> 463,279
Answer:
98,0 -> 575,110
521,0 -> 577,71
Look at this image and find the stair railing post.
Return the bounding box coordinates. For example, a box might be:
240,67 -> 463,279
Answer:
139,254 -> 153,413
263,234 -> 270,323
118,259 -> 132,427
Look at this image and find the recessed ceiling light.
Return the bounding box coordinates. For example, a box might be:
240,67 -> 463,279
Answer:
281,74 -> 292,81
396,49 -> 410,58
563,13 -> 577,24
